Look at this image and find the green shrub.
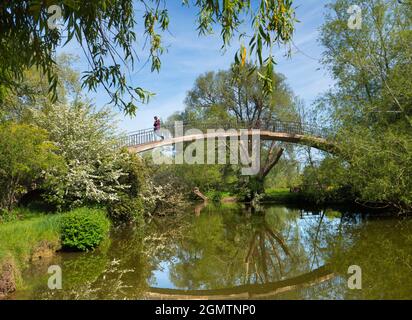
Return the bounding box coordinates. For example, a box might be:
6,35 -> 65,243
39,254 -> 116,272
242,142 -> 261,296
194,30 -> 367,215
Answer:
206,191 -> 222,203
116,151 -> 149,198
211,192 -> 222,203
107,195 -> 144,224
60,208 -> 110,251
0,209 -> 18,223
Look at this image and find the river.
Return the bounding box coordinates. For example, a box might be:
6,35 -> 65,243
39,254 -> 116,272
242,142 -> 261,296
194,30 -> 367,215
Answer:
11,204 -> 412,299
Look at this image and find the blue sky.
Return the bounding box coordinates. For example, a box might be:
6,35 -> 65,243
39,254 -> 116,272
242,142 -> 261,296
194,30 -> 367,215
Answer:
58,0 -> 335,132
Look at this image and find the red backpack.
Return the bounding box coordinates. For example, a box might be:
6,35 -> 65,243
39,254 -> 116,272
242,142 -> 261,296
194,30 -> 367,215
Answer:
154,119 -> 161,130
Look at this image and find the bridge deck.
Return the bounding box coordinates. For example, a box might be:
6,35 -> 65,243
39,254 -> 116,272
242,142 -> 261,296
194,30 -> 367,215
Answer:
118,120 -> 335,153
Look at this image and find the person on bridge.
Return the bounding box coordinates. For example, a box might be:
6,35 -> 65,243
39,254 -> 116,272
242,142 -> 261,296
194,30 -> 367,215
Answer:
153,116 -> 164,140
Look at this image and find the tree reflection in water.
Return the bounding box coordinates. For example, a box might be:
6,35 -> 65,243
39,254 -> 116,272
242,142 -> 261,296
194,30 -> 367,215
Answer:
162,204 -> 338,291
13,204 -> 412,300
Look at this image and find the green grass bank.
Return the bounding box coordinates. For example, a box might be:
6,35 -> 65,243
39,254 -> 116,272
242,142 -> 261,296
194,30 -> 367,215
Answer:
0,207 -> 110,297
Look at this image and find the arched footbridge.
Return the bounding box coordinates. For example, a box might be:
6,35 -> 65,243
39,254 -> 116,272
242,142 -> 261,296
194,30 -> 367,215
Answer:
119,120 -> 337,154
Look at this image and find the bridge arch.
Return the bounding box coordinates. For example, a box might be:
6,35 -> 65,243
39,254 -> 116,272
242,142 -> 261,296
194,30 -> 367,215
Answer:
120,120 -> 337,154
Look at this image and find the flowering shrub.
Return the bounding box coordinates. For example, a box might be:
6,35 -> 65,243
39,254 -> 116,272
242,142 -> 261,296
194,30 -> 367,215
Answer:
34,103 -> 129,209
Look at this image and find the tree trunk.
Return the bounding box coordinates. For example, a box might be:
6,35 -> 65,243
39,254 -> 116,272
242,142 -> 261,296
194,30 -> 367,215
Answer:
260,147 -> 284,179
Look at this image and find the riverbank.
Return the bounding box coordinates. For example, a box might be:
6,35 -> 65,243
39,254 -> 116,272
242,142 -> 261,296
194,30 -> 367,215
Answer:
0,212 -> 61,297
261,188 -> 303,203
218,188 -> 336,205
208,189 -> 302,204
0,207 -> 110,298
217,188 -> 406,214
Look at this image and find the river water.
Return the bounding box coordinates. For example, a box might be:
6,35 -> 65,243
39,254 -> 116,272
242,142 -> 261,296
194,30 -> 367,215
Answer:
11,204 -> 412,299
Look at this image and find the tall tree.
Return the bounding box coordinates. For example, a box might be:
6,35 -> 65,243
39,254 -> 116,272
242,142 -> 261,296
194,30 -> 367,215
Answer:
0,54 -> 82,122
321,0 -> 412,127
185,65 -> 299,126
313,0 -> 412,211
178,65 -> 300,196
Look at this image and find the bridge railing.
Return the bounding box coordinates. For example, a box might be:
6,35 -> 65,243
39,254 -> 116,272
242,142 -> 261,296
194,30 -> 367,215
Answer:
118,128 -> 155,147
118,119 -> 331,148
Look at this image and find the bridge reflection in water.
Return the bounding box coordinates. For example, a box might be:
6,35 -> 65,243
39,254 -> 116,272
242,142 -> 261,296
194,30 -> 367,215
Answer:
143,206 -> 337,300
145,265 -> 335,300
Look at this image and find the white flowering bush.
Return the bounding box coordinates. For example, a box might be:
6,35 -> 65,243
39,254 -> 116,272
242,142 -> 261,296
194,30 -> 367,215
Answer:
34,103 -> 129,209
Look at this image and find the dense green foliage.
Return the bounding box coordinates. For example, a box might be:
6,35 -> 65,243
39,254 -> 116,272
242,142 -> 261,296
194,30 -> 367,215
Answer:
106,151 -> 148,224
300,0 -> 412,212
261,188 -> 302,203
107,195 -> 144,225
60,208 -> 110,251
0,54 -> 82,123
0,122 -> 62,211
153,163 -> 235,197
301,157 -> 356,204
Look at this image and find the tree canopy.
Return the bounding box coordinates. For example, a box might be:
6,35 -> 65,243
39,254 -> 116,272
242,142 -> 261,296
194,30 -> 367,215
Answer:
303,0 -> 412,212
0,122 -> 62,211
184,64 -> 299,126
0,0 -> 297,115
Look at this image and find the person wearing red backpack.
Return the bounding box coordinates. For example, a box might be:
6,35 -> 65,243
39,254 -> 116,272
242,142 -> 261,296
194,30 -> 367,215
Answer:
153,116 -> 164,140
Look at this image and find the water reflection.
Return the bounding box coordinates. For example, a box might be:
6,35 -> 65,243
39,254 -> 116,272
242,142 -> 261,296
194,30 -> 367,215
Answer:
12,204 -> 412,300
